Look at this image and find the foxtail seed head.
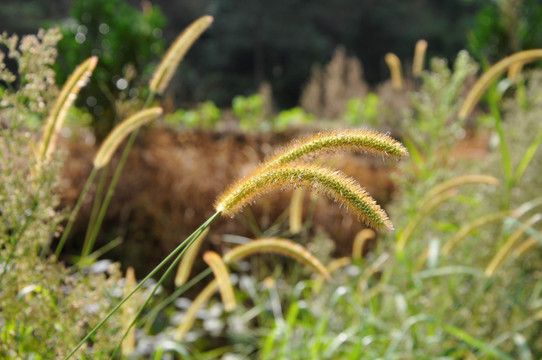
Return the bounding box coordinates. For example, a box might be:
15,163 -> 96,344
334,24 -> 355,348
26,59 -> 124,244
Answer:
223,238 -> 330,279
203,251 -> 236,311
149,16 -> 213,95
215,164 -> 393,231
385,52 -> 403,90
93,107 -> 162,169
262,129 -> 407,171
459,49 -> 542,119
38,56 -> 98,164
412,39 -> 428,77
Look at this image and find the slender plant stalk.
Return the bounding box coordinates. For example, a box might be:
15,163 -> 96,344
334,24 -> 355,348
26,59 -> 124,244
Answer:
81,108 -> 162,259
420,174 -> 499,205
514,237 -> 539,258
64,211 -> 221,360
142,267 -> 213,332
485,214 -> 542,276
459,49 -> 542,119
442,210 -> 513,255
83,165 -> 110,246
110,220 -> 212,359
174,280 -> 219,341
54,168 -> 98,258
396,189 -> 458,256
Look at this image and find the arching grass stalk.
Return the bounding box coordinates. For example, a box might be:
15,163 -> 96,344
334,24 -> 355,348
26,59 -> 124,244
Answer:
217,164 -> 393,231
80,108 -> 162,260
64,211 -> 221,360
110,221 -> 215,359
142,267 -> 213,332
82,165 -> 110,248
54,168 -> 98,258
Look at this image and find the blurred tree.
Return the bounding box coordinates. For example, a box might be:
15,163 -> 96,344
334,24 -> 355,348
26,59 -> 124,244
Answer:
53,0 -> 166,138
152,0 -> 483,109
468,0 -> 542,63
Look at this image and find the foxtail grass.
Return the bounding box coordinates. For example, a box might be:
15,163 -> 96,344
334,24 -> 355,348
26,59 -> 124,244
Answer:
352,228 -> 376,260
223,238 -> 330,279
459,49 -> 542,119
441,210 -> 514,255
37,56 -> 97,166
420,174 -> 499,205
121,267 -> 137,355
175,228 -> 209,286
507,60 -> 526,80
203,250 -> 237,311
174,279 -> 219,341
396,189 -> 458,256
93,107 -> 163,169
514,237 -> 539,258
485,214 -> 542,276
385,52 -> 404,90
262,129 -> 408,171
216,164 -> 393,231
289,187 -> 305,234
175,237 -> 329,341
412,39 -> 428,77
149,16 -> 213,95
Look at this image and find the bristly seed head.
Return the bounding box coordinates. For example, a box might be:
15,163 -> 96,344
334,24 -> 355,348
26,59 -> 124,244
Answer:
215,164 -> 393,231
261,129 -> 408,171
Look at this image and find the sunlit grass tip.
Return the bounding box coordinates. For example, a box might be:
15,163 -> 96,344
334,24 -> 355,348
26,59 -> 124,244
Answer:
38,56 -> 98,164
93,107 -> 162,169
413,39 -> 428,77
149,15 -> 213,95
215,164 -> 393,231
385,52 -> 403,90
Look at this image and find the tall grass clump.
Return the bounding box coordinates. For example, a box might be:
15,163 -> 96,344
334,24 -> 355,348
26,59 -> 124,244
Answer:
0,28 -> 150,359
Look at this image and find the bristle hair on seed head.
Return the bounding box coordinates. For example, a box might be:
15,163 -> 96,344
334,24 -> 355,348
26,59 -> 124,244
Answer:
215,164 -> 393,231
263,129 -> 408,171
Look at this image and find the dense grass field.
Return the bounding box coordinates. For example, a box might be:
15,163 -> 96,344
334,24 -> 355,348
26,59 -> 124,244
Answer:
2,16 -> 542,360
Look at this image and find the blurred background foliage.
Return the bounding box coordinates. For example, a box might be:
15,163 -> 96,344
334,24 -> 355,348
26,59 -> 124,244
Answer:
3,0 -> 542,135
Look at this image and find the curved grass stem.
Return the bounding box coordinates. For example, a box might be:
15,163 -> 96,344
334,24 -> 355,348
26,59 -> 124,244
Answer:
64,211 -> 220,360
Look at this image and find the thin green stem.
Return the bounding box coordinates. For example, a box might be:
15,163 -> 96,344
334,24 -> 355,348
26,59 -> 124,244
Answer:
80,129 -> 139,260
142,267 -> 213,332
64,211 -> 220,360
83,164 -> 109,246
80,92 -> 156,261
110,224 -> 214,358
488,86 -> 512,207
55,168 -> 98,259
